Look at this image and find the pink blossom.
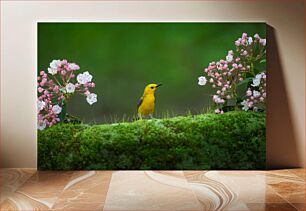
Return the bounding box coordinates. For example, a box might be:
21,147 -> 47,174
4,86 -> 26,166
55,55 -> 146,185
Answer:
37,59 -> 98,129
38,87 -> 44,93
53,86 -> 59,93
254,34 -> 260,39
61,59 -> 68,66
84,90 -> 90,96
244,72 -> 266,111
246,89 -> 252,96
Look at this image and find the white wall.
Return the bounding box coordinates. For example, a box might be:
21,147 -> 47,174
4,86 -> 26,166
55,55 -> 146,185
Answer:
1,1 -> 304,168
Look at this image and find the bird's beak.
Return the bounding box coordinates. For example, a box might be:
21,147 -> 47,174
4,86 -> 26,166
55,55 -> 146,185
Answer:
156,84 -> 162,88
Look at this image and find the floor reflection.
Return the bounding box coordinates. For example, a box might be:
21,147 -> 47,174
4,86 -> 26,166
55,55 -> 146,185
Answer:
0,169 -> 304,210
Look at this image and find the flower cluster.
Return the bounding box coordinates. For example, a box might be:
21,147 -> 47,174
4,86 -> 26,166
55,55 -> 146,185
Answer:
198,50 -> 249,113
198,33 -> 266,114
241,72 -> 266,111
235,33 -> 266,64
37,59 -> 97,130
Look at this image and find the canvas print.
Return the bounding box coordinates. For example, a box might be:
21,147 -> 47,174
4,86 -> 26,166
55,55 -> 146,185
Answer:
37,23 -> 266,170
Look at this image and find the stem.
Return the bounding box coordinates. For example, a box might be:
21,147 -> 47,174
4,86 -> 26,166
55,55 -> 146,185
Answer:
60,74 -> 66,86
52,75 -> 63,87
66,70 -> 73,83
250,62 -> 255,76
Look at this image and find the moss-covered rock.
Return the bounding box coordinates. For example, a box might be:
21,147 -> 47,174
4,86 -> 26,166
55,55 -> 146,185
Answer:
38,111 -> 266,170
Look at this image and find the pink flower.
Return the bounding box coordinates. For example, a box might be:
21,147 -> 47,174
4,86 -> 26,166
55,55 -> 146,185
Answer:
84,91 -> 90,96
68,63 -> 80,71
246,89 -> 252,96
53,86 -> 59,93
199,32 -> 266,114
61,59 -> 68,66
38,87 -> 44,93
254,34 -> 260,39
38,59 -> 98,129
242,50 -> 248,56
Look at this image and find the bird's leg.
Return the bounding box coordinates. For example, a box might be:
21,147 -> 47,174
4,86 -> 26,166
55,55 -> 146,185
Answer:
138,113 -> 143,120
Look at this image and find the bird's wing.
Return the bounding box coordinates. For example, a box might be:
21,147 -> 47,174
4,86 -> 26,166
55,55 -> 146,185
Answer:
137,96 -> 144,110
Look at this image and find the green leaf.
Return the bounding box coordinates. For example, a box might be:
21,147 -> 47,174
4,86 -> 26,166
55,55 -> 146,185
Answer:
226,98 -> 237,106
237,78 -> 252,87
59,102 -> 67,121
237,78 -> 251,98
260,59 -> 266,63
59,88 -> 66,93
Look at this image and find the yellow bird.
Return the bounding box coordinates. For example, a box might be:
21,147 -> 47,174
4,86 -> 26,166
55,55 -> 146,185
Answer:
137,83 -> 162,119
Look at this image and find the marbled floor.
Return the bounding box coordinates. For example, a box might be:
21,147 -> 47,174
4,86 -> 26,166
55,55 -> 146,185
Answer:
0,169 -> 304,211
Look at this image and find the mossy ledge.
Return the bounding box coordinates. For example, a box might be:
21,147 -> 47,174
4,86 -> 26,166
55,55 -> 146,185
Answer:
38,111 -> 266,170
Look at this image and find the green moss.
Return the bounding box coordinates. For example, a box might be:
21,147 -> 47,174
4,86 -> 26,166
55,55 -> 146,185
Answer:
38,111 -> 266,170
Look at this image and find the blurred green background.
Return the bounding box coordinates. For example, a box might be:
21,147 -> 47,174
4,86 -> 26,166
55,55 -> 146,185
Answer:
38,23 -> 265,123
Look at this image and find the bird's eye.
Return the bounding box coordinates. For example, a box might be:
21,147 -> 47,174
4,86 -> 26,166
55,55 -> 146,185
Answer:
150,86 -> 154,89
